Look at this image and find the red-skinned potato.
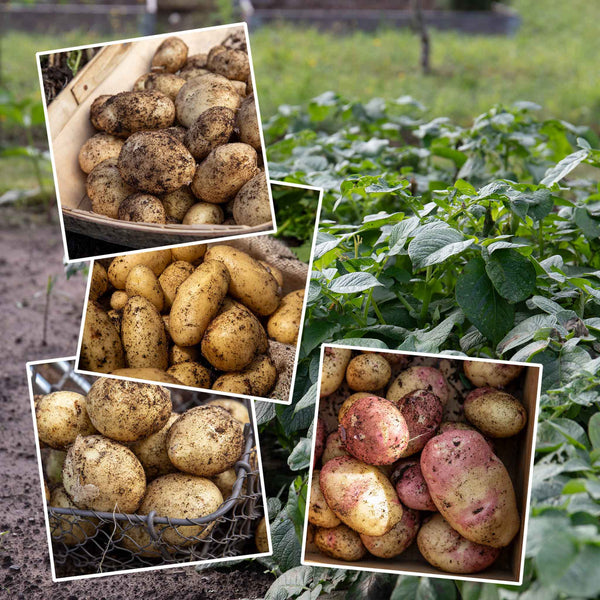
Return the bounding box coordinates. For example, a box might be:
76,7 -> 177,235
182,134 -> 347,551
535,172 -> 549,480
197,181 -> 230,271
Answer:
395,389 -> 443,457
339,396 -> 409,465
391,459 -> 437,511
360,507 -> 420,559
313,419 -> 326,468
420,430 -> 520,548
417,513 -> 501,574
387,366 -> 450,406
321,431 -> 350,464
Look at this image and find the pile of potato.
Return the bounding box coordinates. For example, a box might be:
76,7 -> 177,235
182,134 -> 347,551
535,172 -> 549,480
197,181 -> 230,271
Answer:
80,243 -> 305,398
36,377 -> 255,555
308,348 -> 528,575
79,32 -> 272,228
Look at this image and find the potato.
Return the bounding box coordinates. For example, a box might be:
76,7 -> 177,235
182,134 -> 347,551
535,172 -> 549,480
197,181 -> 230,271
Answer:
78,132 -> 124,174
107,309 -> 122,333
130,413 -> 180,479
111,367 -> 182,384
138,473 -> 222,546
167,405 -> 244,476
417,513 -> 501,574
91,90 -> 175,137
151,36 -> 188,73
89,94 -> 111,129
313,419 -> 326,468
321,431 -> 350,464
246,74 -> 253,95
117,193 -> 166,223
108,249 -> 172,289
255,517 -> 269,553
230,80 -> 247,96
232,171 -> 272,226
35,391 -> 96,449
169,260 -> 230,346
62,435 -> 146,513
212,355 -> 277,397
161,187 -> 196,222
420,429 -> 520,547
182,202 -> 224,225
236,94 -> 261,149
201,300 -> 267,371
80,301 -> 125,373
85,378 -> 172,443
207,47 -> 250,81
158,260 -> 194,310
49,486 -> 99,546
391,459 -> 436,511
89,262 -> 108,301
125,264 -> 165,310
184,106 -> 235,160
387,366 -> 450,406
168,345 -> 197,365
183,52 -> 207,69
121,295 -> 168,370
395,389 -> 443,457
166,362 -> 211,388
86,158 -> 135,219
360,507 -> 420,559
464,387 -> 527,438
320,456 -> 403,536
309,470 -> 341,528
170,244 -> 206,265
339,396 -> 409,465
320,347 -> 352,398
204,245 -> 281,316
205,399 -> 250,424
175,74 -> 240,128
464,360 -> 524,388
210,468 -> 239,498
336,392 -> 373,423
134,72 -> 185,101
314,525 -> 367,562
346,353 -> 391,392
191,144 -> 258,204
179,67 -> 211,81
118,130 -> 195,195
259,261 -> 283,288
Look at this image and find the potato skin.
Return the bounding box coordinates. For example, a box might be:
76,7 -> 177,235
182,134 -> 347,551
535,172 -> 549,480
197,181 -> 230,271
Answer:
89,262 -> 108,301
464,361 -> 523,388
175,74 -> 240,128
395,389 -> 443,457
255,517 -> 269,553
201,300 -> 267,371
62,435 -> 146,513
108,249 -> 172,289
339,396 -> 409,465
417,513 -> 501,574
151,36 -> 188,73
313,419 -> 326,468
205,399 -> 250,424
207,48 -> 250,81
50,486 -> 99,546
86,158 -> 135,219
158,260 -> 194,310
81,301 -> 125,373
266,289 -> 304,344
391,459 -> 437,511
170,244 -> 206,265
161,187 -> 196,222
166,362 -> 211,388
184,106 -> 235,161
169,344 -> 198,365
134,72 -> 185,101
118,130 -> 195,195
360,507 -> 420,559
309,470 -> 341,528
387,366 -> 450,406
322,431 -> 350,464
118,193 -> 166,224
346,353 -> 391,392
191,143 -> 258,204
231,171 -> 271,227
169,260 -> 230,346
204,245 -> 281,316
420,430 -> 520,548
79,133 -> 124,174
314,525 -> 367,562
110,367 -> 182,384
182,202 -> 224,225
320,347 -> 352,397
85,378 -> 172,443
91,90 -> 175,137
125,264 -> 165,311
337,392 -> 373,422
236,94 -> 261,149
212,355 -> 277,397
121,295 -> 169,370
320,456 -> 403,536
167,406 -> 244,476
464,388 -> 527,438
36,391 -> 96,449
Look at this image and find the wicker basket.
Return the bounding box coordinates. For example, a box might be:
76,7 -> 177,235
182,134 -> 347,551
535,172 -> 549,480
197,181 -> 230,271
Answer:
31,360 -> 266,578
44,25 -> 273,251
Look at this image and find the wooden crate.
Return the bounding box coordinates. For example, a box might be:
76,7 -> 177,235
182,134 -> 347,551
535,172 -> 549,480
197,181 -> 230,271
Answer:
43,25 -> 273,251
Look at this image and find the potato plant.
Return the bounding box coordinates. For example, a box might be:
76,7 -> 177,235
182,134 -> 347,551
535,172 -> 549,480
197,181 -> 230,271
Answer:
254,95 -> 600,600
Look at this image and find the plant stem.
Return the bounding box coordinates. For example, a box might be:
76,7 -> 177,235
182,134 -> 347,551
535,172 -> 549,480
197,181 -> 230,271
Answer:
419,266 -> 433,325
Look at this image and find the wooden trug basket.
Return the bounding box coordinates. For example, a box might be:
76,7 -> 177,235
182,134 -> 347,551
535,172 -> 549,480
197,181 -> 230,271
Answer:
45,25 -> 274,250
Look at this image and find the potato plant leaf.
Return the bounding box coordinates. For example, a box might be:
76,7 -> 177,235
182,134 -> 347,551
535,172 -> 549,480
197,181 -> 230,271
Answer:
408,228 -> 473,269
328,272 -> 382,294
484,248 -> 537,303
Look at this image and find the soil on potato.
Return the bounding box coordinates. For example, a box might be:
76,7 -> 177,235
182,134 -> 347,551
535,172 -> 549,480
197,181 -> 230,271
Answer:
0,208 -> 274,598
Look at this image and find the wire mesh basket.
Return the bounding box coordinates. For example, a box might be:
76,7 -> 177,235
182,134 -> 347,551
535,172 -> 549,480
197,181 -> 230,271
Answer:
31,359 -> 265,577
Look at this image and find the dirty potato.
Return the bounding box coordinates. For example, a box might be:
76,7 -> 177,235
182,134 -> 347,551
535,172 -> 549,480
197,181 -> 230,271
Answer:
236,95 -> 261,150
86,158 -> 135,219
78,132 -> 124,174
232,171 -> 272,226
118,193 -> 166,224
166,362 -> 211,388
346,353 -> 391,392
184,106 -> 235,160
158,260 -> 194,309
151,36 -> 188,73
125,264 -> 165,311
161,187 -> 196,222
182,202 -> 224,225
80,302 -> 125,373
212,355 -> 277,397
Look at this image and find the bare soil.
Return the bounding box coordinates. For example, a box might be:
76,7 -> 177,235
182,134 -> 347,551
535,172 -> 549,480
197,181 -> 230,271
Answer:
0,208 -> 274,599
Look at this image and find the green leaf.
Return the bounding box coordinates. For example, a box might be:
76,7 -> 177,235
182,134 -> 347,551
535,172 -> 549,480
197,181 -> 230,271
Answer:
484,249 -> 537,303
408,229 -> 474,270
300,320 -> 339,355
541,149 -> 589,186
456,256 -> 515,345
293,381 -> 318,414
390,577 -> 420,600
497,314 -> 556,354
268,515 -> 302,574
264,566 -> 314,600
255,401 -> 277,425
574,207 -> 600,239
287,438 -> 312,471
589,413 -> 600,450
346,573 -> 397,600
328,272 -> 382,294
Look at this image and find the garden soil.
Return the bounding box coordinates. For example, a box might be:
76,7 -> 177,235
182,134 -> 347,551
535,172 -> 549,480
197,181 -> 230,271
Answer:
0,209 -> 274,599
